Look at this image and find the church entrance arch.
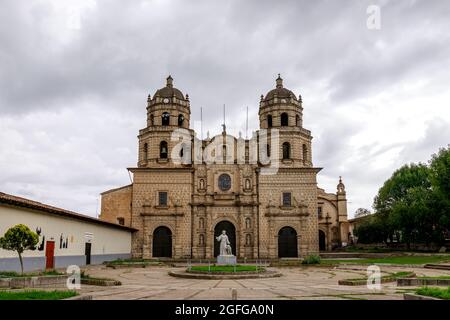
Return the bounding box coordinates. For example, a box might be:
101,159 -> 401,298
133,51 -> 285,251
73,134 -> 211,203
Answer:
278,226 -> 298,258
214,221 -> 236,257
152,226 -> 172,258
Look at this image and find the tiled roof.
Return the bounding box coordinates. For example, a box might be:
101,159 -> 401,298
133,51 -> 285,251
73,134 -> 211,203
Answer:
0,192 -> 137,232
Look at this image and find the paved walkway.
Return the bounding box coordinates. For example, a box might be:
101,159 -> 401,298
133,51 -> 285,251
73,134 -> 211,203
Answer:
78,264 -> 450,300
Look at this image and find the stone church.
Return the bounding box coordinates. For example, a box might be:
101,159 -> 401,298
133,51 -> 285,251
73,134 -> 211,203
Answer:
100,75 -> 349,259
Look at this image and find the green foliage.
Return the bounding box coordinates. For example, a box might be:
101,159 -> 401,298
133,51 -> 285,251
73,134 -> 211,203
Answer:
189,265 -> 264,273
415,286 -> 450,300
320,255 -> 450,265
0,224 -> 39,274
353,215 -> 386,244
0,290 -> 78,300
360,146 -> 450,247
0,270 -> 63,278
301,255 -> 321,265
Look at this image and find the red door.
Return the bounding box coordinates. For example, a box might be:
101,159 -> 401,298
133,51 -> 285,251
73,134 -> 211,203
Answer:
45,241 -> 55,269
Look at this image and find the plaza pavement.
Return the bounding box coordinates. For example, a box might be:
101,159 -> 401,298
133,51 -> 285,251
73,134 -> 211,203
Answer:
77,264 -> 450,300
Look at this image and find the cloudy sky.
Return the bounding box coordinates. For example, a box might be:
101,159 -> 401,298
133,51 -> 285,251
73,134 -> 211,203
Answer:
1,0 -> 449,218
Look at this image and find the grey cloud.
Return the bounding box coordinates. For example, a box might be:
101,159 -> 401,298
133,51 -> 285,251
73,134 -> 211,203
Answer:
0,0 -> 449,217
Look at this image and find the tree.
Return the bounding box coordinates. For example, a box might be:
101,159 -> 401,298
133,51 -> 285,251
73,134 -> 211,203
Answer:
354,208 -> 372,218
428,145 -> 450,241
354,215 -> 385,244
0,224 -> 38,274
373,163 -> 431,246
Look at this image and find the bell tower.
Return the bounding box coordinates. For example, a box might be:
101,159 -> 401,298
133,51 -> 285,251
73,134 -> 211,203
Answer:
138,76 -> 193,168
258,75 -> 312,167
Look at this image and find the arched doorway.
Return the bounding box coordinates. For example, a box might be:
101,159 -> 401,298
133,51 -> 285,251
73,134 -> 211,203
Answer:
152,226 -> 172,257
278,226 -> 298,258
319,230 -> 326,251
214,221 -> 236,257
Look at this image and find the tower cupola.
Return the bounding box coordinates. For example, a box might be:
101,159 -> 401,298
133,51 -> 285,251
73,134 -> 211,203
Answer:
146,75 -> 191,129
259,74 -> 303,129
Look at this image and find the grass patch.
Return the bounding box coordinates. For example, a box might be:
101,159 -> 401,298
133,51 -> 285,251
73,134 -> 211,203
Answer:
80,271 -> 121,285
348,271 -> 413,281
0,270 -> 64,278
415,286 -> 450,300
105,258 -> 162,266
0,290 -> 78,300
342,246 -> 395,253
189,265 -> 265,273
339,271 -> 415,285
417,275 -> 450,280
321,255 -> 450,265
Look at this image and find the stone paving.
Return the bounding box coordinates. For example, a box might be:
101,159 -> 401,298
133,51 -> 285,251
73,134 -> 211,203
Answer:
78,264 -> 450,300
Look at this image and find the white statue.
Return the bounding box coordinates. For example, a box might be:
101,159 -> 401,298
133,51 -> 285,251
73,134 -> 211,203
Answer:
216,230 -> 232,256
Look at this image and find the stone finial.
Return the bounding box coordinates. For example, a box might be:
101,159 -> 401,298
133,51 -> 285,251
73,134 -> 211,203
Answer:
276,73 -> 283,88
147,94 -> 151,102
166,75 -> 173,88
337,176 -> 346,193
260,94 -> 264,101
186,93 -> 189,100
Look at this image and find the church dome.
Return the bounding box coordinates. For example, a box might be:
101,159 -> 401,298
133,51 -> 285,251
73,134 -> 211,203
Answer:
264,74 -> 297,100
154,75 -> 185,99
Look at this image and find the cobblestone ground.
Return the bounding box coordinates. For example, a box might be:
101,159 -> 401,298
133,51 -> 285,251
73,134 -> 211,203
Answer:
78,264 -> 450,300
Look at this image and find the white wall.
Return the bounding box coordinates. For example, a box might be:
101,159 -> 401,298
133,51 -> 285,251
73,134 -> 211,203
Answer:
0,205 -> 131,259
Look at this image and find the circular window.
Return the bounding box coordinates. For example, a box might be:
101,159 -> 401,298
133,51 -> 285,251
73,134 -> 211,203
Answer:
218,174 -> 231,191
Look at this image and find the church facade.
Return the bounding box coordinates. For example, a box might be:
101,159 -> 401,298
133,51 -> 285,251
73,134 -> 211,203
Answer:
99,75 -> 349,259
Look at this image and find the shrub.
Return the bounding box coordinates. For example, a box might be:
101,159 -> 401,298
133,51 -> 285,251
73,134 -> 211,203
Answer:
301,255 -> 321,265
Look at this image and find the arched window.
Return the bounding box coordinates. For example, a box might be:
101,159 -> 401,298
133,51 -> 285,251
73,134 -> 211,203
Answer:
178,114 -> 184,127
266,144 -> 271,157
150,114 -> 154,126
282,142 -> 290,160
143,143 -> 148,162
161,112 -> 170,126
160,141 -> 168,159
199,217 -> 204,229
281,113 -> 289,126
302,144 -> 308,163
267,115 -> 273,128
296,115 -> 300,127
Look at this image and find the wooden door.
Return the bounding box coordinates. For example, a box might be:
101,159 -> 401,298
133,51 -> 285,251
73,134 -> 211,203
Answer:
45,241 -> 55,269
85,242 -> 92,265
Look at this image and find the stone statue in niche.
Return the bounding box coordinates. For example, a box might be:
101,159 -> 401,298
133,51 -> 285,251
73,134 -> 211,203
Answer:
245,178 -> 251,190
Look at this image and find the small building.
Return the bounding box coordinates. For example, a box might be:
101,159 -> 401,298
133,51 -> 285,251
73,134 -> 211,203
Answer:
0,192 -> 136,272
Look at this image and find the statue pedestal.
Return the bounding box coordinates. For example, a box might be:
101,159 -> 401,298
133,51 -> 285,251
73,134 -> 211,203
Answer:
217,255 -> 237,265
